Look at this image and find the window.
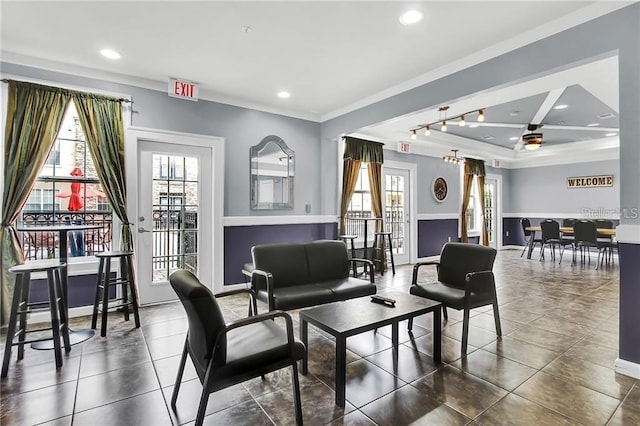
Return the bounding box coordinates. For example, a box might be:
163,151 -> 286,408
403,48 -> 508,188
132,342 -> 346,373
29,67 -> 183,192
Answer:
466,178 -> 477,232
159,156 -> 185,179
19,102 -> 113,260
347,163 -> 372,217
24,188 -> 61,211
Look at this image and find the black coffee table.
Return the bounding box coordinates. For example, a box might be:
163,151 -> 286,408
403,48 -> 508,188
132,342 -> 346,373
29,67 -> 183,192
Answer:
299,291 -> 442,407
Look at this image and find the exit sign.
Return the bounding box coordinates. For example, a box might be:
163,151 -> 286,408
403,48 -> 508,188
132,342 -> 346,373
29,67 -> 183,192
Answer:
168,78 -> 199,101
397,141 -> 411,153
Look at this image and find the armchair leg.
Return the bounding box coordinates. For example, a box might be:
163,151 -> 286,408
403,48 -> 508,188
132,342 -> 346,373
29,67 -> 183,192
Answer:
461,309 -> 470,355
171,339 -> 189,411
290,361 -> 303,425
442,306 -> 448,320
407,318 -> 413,331
195,364 -> 214,426
492,302 -> 502,336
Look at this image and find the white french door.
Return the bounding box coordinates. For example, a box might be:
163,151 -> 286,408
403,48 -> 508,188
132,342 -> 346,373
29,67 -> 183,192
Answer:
383,166 -> 411,265
484,175 -> 501,249
136,140 -> 213,305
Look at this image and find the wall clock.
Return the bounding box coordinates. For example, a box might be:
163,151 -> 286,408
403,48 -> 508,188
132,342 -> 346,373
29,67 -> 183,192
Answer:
432,177 -> 448,202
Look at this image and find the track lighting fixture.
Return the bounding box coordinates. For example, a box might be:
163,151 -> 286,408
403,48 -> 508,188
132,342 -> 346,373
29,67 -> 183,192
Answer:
443,149 -> 463,165
410,106 -> 485,138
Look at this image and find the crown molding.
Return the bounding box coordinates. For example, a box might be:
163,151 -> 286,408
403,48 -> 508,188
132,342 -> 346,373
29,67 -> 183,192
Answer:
1,52 -> 321,123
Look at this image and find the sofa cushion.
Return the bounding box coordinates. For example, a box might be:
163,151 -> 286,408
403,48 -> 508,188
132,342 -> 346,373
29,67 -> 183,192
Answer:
410,282 -> 494,309
262,284 -> 334,311
305,240 -> 350,282
252,243 -> 310,288
317,278 -> 376,301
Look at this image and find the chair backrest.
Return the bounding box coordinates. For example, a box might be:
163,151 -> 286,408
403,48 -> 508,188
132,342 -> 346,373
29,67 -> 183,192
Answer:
521,218 -> 532,236
169,270 -> 227,378
252,243 -> 310,288
438,243 -> 496,288
305,240 -> 350,282
573,220 -> 597,245
562,218 -> 578,227
540,219 -> 560,242
594,219 -> 614,229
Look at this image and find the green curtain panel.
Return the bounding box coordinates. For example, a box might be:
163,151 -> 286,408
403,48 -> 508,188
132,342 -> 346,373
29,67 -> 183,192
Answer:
339,158 -> 362,234
343,137 -> 384,164
71,93 -> 132,251
367,162 -> 383,233
465,158 -> 486,177
1,81 -> 70,324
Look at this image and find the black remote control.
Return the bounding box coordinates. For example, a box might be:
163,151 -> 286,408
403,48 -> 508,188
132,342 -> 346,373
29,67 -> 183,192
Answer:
371,295 -> 396,307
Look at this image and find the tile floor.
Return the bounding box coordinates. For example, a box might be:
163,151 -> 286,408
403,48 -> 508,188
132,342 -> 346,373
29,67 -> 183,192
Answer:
1,249 -> 638,425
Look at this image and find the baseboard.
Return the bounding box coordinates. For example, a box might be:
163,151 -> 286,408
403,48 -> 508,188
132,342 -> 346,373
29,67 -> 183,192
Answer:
615,358 -> 640,379
501,245 -> 525,250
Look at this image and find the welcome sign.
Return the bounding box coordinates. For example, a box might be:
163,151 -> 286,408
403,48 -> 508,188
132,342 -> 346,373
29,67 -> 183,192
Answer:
567,175 -> 613,188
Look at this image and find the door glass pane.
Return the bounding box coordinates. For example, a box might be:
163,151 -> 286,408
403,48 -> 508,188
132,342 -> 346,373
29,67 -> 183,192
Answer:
484,182 -> 495,243
151,154 -> 199,282
385,174 -> 405,255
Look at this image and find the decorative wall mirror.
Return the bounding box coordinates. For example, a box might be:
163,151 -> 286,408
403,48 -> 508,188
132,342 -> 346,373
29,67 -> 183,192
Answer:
250,135 -> 294,210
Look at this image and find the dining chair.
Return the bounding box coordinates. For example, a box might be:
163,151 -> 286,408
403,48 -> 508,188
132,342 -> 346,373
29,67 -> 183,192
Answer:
594,219 -> 616,266
169,270 -> 305,426
520,218 -> 542,258
408,242 -> 501,355
540,219 -> 573,262
573,220 -> 608,269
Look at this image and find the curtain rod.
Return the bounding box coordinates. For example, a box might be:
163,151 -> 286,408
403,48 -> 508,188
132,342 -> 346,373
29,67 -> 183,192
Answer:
1,78 -> 133,103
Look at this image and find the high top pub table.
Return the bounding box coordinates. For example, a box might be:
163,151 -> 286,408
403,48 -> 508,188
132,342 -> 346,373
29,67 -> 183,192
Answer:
18,223 -> 102,349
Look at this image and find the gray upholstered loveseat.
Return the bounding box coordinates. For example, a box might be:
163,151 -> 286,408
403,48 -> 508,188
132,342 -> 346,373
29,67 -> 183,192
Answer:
249,240 -> 376,312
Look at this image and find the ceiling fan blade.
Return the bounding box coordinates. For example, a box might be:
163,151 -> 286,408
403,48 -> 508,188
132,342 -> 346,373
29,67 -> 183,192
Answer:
467,122 -> 525,129
538,124 -> 618,132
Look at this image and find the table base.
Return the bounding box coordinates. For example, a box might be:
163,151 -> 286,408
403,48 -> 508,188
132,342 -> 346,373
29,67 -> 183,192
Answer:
31,328 -> 95,350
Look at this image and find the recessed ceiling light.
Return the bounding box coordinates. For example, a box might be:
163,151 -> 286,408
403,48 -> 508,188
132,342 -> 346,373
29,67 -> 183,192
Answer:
605,132 -> 618,137
586,123 -> 600,127
399,10 -> 423,25
482,135 -> 495,140
100,49 -> 121,59
277,91 -> 290,98
509,111 -> 520,117
509,136 -> 519,141
468,124 -> 480,128
597,112 -> 615,119
553,104 -> 568,110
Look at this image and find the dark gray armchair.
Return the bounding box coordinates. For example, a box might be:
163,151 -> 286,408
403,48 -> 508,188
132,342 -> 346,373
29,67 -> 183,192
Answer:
408,242 -> 501,355
169,270 -> 306,425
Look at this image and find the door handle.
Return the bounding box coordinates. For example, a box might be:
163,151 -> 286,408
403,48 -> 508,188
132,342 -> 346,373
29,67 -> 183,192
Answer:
138,227 -> 152,234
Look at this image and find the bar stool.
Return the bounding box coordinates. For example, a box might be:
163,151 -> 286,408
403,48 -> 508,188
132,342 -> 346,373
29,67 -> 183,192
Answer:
91,251 -> 141,337
374,231 -> 396,275
337,234 -> 358,277
2,259 -> 70,377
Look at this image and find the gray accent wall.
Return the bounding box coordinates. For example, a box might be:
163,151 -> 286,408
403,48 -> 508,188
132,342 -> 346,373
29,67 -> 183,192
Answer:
507,160 -> 620,215
0,62 -> 322,217
384,150 -> 461,214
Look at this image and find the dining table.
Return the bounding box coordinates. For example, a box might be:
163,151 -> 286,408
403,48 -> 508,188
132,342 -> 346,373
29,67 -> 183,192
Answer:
17,223 -> 102,349
524,225 -> 616,259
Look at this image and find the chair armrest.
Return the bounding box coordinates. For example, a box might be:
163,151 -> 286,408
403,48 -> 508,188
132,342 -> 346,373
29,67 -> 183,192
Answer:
412,261 -> 440,285
250,269 -> 275,310
220,310 -> 297,349
351,258 -> 375,282
464,270 -> 496,294
214,288 -> 255,299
